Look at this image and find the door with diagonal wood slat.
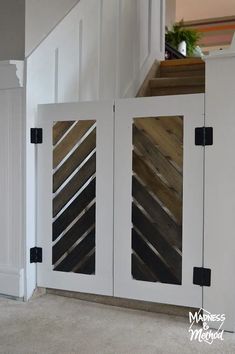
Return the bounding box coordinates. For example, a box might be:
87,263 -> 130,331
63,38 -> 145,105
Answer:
114,95 -> 204,308
37,101 -> 114,295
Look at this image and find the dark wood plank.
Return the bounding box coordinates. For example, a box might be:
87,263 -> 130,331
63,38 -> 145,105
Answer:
53,129 -> 96,192
53,205 -> 95,263
133,152 -> 182,223
53,153 -> 96,217
133,125 -> 182,196
152,116 -> 183,144
132,176 -> 182,250
75,251 -> 95,275
53,120 -> 95,168
132,228 -> 180,284
132,203 -> 182,282
134,118 -> 183,172
54,230 -> 95,272
53,179 -> 95,241
132,252 -> 159,282
53,121 -> 74,145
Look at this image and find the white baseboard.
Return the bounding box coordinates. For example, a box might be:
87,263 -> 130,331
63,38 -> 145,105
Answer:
0,266 -> 24,298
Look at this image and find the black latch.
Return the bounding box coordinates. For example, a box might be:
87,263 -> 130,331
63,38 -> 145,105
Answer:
30,247 -> 42,263
195,127 -> 213,146
31,128 -> 43,144
193,267 -> 211,287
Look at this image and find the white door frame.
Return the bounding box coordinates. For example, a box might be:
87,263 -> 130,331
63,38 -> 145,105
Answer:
114,95 -> 205,308
36,100 -> 114,296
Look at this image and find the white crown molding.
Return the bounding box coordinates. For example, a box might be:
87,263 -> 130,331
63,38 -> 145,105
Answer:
0,60 -> 24,89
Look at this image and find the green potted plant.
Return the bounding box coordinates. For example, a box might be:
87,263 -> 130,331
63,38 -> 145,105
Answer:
165,20 -> 202,56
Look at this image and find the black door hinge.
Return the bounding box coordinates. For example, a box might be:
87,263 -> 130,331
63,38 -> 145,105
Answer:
195,127 -> 213,146
31,128 -> 43,144
193,267 -> 211,287
30,247 -> 42,263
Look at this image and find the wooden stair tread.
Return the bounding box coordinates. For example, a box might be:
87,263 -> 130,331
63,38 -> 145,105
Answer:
150,76 -> 205,88
160,63 -> 205,73
160,58 -> 205,67
159,70 -> 205,78
150,86 -> 205,96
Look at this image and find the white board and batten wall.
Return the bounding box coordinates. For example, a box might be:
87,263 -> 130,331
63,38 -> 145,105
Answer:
0,61 -> 24,297
26,0 -> 165,299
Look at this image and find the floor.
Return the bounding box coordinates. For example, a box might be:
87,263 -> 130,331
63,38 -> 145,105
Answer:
0,294 -> 235,354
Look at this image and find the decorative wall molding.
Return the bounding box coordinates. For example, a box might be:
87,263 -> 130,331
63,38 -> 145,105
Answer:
0,63 -> 24,297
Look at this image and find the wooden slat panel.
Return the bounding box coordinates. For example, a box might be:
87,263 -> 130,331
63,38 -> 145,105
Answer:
132,203 -> 182,282
132,228 -> 180,284
75,250 -> 95,274
53,205 -> 95,263
53,120 -> 95,168
53,178 -> 96,241
53,129 -> 96,192
134,118 -> 183,172
53,153 -> 96,217
132,252 -> 159,282
133,152 -> 182,223
53,121 -> 74,145
133,126 -> 182,196
54,230 -> 95,272
132,176 -> 182,250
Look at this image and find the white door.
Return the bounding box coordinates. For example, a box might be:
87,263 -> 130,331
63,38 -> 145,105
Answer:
114,95 -> 204,308
36,101 -> 114,296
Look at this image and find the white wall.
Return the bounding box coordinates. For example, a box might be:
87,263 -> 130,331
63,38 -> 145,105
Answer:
25,0 -> 80,56
176,0 -> 235,22
165,0 -> 176,28
0,61 -> 24,297
204,49 -> 235,332
0,0 -> 25,60
25,0 -> 164,299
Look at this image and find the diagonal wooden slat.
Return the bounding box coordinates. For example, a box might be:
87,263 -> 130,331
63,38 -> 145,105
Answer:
75,250 -> 95,274
132,228 -> 180,284
132,176 -> 182,250
133,125 -> 182,196
53,129 -> 96,192
53,121 -> 74,145
53,120 -> 95,168
134,118 -> 183,172
133,152 -> 182,223
154,116 -> 183,144
53,178 -> 96,241
53,153 -> 96,217
54,230 -> 95,272
132,203 -> 182,282
53,205 -> 95,263
131,252 -> 159,282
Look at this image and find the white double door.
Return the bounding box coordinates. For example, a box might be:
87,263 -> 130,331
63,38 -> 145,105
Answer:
37,95 -> 204,308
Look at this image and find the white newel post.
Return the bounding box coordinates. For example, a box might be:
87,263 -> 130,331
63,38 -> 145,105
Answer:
0,61 -> 24,298
204,44 -> 235,332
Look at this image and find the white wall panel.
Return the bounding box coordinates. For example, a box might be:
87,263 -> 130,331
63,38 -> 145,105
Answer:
25,0 -> 80,56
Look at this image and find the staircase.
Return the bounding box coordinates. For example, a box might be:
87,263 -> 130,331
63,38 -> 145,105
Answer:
139,58 -> 205,97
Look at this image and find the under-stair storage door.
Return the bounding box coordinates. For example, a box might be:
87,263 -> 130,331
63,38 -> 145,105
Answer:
37,101 -> 114,295
114,95 -> 204,307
